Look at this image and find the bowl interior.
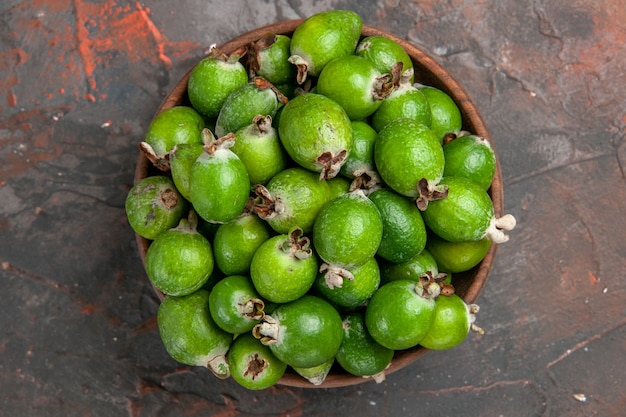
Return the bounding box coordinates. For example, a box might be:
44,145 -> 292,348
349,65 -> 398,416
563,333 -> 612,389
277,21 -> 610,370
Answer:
133,19 -> 503,388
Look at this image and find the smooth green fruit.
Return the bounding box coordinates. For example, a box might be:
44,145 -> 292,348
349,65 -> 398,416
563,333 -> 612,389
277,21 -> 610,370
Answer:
289,10 -> 362,83
335,312 -> 394,381
278,93 -> 353,179
157,290 -> 232,378
356,35 -> 414,83
208,275 -> 265,334
228,332 -> 287,390
365,279 -> 438,350
170,142 -> 204,200
213,213 -> 271,276
427,233 -> 492,273
187,47 -> 248,118
420,86 -> 463,143
380,249 -> 439,284
313,190 -> 383,269
145,214 -> 214,296
253,167 -> 331,234
250,229 -> 318,303
125,176 -> 188,240
368,188 -> 427,263
327,176 -> 351,199
420,294 -> 478,350
249,34 -> 296,86
315,257 -> 380,308
253,295 -> 344,368
189,134 -> 250,224
340,120 -> 378,179
443,134 -> 496,190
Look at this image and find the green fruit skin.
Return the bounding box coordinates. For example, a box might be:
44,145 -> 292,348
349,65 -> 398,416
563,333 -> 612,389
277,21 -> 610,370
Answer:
380,249 -> 439,284
188,57 -> 248,118
144,106 -> 205,157
422,176 -> 494,242
374,118 -> 445,198
340,120 -> 378,178
327,176 -> 351,199
427,234 -> 492,273
443,135 -> 496,190
290,10 -> 362,77
419,294 -> 471,350
170,143 -> 205,201
213,214 -> 271,276
278,93 -> 353,174
369,188 -> 427,263
208,275 -> 264,334
250,235 -> 319,303
189,149 -> 250,224
365,280 -> 436,350
232,119 -> 287,186
228,332 -> 287,390
157,290 -> 233,368
125,176 -> 188,240
356,35 -> 414,83
313,191 -> 383,269
264,167 -> 331,234
145,225 -> 214,296
215,82 -> 281,137
266,295 -> 344,368
292,358 -> 334,386
420,86 -> 463,142
371,84 -> 431,132
315,257 -> 381,308
317,55 -> 384,120
336,312 -> 394,377
254,34 -> 296,85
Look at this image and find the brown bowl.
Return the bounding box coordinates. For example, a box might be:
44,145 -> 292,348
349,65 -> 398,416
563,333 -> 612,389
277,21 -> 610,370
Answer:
133,19 -> 503,389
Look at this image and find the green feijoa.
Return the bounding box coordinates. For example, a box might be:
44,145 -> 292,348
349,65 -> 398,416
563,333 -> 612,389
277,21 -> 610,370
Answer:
380,248 -> 439,284
228,332 -> 287,390
232,115 -> 287,185
315,257 -> 380,308
145,213 -> 214,296
278,93 -> 352,179
253,295 -> 344,368
125,175 -> 188,240
422,176 -> 516,243
356,35 -> 414,83
252,167 -> 331,234
249,34 -> 296,86
419,86 -> 463,143
189,133 -> 250,224
313,190 -> 383,269
213,213 -> 271,276
340,120 -> 378,179
371,69 -> 431,132
374,118 -> 447,209
316,55 -> 394,120
327,175 -> 351,199
368,188 -> 427,263
427,233 -> 492,273
157,289 -> 232,378
443,134 -> 496,190
336,312 -> 394,382
289,10 -> 362,84
420,294 -> 480,350
291,358 -> 334,386
170,142 -> 204,200
364,278 -> 439,350
250,228 -> 318,303
208,275 -> 265,334
215,77 -> 287,137
187,46 -> 248,118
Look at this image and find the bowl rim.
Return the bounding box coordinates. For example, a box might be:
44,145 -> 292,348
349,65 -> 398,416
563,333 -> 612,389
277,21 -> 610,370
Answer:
133,19 -> 503,389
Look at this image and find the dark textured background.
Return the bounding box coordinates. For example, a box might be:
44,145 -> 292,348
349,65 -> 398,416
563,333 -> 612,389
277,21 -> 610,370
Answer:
1,1 -> 625,416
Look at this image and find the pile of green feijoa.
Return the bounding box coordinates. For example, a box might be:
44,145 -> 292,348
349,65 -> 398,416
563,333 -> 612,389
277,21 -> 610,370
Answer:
125,9 -> 516,389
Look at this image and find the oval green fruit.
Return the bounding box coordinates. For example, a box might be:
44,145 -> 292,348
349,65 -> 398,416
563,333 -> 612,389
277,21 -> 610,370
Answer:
356,35 -> 414,83
208,275 -> 265,334
443,134 -> 496,190
315,257 -> 380,308
419,294 -> 477,350
228,332 -> 287,390
427,233 -> 492,273
419,86 -> 463,143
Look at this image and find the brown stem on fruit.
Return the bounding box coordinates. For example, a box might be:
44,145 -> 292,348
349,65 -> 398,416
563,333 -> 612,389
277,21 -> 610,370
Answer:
207,355 -> 230,379
317,149 -> 348,180
203,131 -> 236,156
206,43 -> 247,63
160,187 -> 179,209
483,214 -> 517,244
288,55 -> 309,85
247,33 -> 277,76
349,168 -> 381,195
372,61 -> 403,101
253,76 -> 289,105
417,270 -> 452,299
238,297 -> 265,321
251,184 -> 283,220
252,114 -> 273,135
369,371 -> 387,384
282,227 -> 312,260
244,354 -> 269,380
468,304 -> 484,334
319,263 -> 355,289
139,142 -> 170,172
415,178 -> 449,211
252,314 -> 280,345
